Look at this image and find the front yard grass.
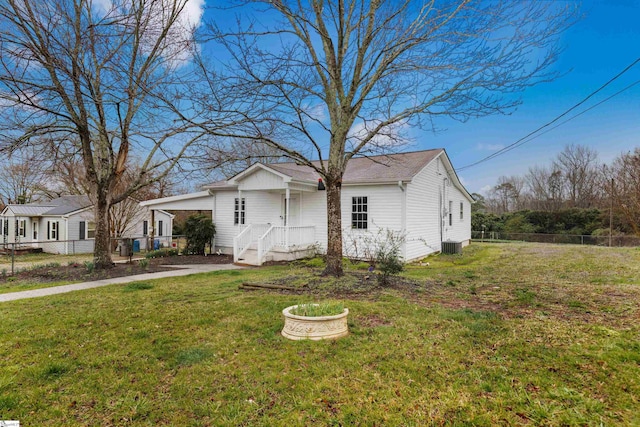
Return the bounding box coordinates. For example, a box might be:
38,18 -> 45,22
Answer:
1,243 -> 639,426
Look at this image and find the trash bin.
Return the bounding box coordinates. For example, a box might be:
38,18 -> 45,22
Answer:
120,238 -> 133,257
132,239 -> 140,253
154,239 -> 160,250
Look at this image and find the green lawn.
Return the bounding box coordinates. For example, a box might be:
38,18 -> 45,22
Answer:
1,243 -> 639,426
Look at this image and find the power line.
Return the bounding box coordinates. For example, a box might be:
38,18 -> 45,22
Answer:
496,78 -> 640,150
457,56 -> 640,172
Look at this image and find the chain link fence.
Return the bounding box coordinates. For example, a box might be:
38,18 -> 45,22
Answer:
0,235 -> 192,275
472,231 -> 640,247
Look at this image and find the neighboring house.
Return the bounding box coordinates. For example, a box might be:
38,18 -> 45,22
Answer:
141,149 -> 473,265
0,195 -> 173,254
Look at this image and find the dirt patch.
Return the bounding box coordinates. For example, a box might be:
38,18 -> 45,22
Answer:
240,268 -> 639,327
2,254 -> 233,284
152,254 -> 233,265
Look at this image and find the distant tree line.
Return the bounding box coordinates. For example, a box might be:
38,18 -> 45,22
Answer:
474,144 -> 640,237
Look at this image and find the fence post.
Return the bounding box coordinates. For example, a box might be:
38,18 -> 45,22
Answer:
11,242 -> 15,275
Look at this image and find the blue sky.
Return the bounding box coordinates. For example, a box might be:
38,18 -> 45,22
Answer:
197,1 -> 639,194
421,0 -> 640,194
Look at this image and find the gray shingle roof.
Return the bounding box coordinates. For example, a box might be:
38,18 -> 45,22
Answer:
6,205 -> 53,216
5,195 -> 92,217
44,195 -> 92,215
267,149 -> 443,183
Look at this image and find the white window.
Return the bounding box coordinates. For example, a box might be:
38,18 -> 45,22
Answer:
157,220 -> 164,236
234,198 -> 245,225
448,201 -> 453,226
87,221 -> 96,239
351,196 -> 368,229
143,220 -> 148,236
18,220 -> 26,238
460,202 -> 464,221
48,221 -> 59,240
33,222 -> 38,240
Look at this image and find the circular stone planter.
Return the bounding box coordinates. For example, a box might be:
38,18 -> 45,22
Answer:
281,305 -> 349,341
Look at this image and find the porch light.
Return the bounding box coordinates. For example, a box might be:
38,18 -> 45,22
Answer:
317,178 -> 325,191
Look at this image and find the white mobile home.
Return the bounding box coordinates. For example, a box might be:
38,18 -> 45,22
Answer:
141,149 -> 472,265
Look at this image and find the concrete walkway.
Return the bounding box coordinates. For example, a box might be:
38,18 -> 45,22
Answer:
0,264 -> 245,303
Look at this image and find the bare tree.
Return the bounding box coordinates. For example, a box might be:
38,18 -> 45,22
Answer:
200,0 -> 576,275
555,144 -> 600,208
607,149 -> 640,236
525,165 -> 569,211
487,176 -> 524,214
199,138 -> 287,179
0,0 -> 204,268
0,147 -> 51,206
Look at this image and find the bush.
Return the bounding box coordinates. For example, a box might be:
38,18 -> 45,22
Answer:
145,248 -> 179,258
344,226 -> 405,285
376,243 -> 404,285
183,214 -> 215,255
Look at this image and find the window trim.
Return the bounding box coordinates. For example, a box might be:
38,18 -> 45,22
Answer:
79,221 -> 86,240
234,198 -> 246,225
448,201 -> 453,227
460,202 -> 464,221
351,196 -> 368,230
47,220 -> 59,241
87,221 -> 96,239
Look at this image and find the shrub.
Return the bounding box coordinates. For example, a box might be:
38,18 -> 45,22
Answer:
145,248 -> 179,259
83,261 -> 95,273
344,226 -> 405,285
183,214 -> 215,255
376,242 -> 404,285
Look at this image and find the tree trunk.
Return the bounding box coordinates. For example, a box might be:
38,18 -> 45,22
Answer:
323,180 -> 344,276
93,192 -> 113,269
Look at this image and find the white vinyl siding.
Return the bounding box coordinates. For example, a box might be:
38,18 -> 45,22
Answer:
405,158 -> 442,260
239,168 -> 287,190
212,192 -> 241,250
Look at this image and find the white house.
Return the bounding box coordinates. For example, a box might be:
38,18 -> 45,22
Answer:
0,195 -> 174,254
141,149 -> 472,265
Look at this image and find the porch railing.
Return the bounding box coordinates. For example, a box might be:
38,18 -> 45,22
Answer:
233,223 -> 272,262
257,225 -> 316,265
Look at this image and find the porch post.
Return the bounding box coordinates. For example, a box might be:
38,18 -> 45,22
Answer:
238,189 -> 242,228
150,209 -> 155,251
285,188 -> 290,248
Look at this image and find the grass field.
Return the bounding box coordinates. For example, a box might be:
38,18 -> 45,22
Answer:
1,242 -> 639,426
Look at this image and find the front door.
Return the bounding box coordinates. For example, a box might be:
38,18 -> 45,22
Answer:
32,220 -> 39,248
282,196 -> 300,226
